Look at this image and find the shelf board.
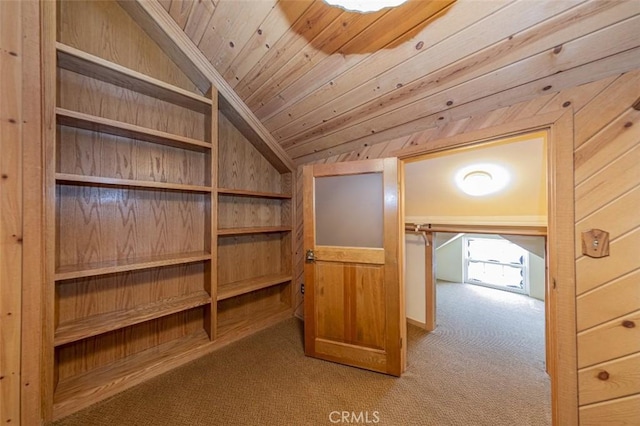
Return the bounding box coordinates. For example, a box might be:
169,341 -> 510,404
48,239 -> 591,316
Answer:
57,108 -> 211,152
56,42 -> 211,113
54,291 -> 212,347
55,251 -> 212,281
217,188 -> 291,199
217,273 -> 292,301
217,226 -> 292,236
53,329 -> 211,420
217,302 -> 292,340
56,172 -> 212,193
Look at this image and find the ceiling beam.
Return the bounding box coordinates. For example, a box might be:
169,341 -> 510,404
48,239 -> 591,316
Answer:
117,0 -> 295,173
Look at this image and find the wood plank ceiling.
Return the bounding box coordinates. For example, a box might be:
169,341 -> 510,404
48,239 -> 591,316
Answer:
159,0 -> 640,164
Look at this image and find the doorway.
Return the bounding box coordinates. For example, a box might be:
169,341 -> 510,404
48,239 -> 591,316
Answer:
396,110 -> 578,425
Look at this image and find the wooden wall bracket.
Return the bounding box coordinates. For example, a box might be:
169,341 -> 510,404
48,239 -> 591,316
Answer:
581,229 -> 610,258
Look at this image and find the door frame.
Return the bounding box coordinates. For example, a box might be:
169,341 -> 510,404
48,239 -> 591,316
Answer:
393,110 -> 577,426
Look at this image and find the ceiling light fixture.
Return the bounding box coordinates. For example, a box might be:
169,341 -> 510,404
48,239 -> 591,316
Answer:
455,164 -> 510,197
324,0 -> 408,13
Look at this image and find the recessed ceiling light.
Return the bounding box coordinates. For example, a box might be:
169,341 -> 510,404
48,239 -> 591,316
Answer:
324,0 -> 408,13
455,164 -> 510,197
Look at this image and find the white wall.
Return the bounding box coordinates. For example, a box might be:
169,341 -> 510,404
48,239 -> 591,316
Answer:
405,233 -> 545,323
435,236 -> 463,283
529,252 -> 546,301
405,234 -> 426,324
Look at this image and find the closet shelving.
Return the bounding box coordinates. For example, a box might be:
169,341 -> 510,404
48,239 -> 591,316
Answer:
47,1 -> 294,420
52,32 -> 215,418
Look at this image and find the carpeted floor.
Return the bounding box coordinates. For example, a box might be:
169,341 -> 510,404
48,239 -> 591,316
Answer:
55,282 -> 550,426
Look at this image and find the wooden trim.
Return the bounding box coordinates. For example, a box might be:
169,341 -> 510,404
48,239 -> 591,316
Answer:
55,173 -> 213,193
56,42 -> 212,113
56,108 -> 212,152
117,0 -> 295,173
54,292 -> 212,347
399,110 -> 578,425
41,0 -> 57,420
424,232 -> 436,332
217,188 -> 292,199
302,165 -> 316,355
207,86 -> 218,340
395,110 -> 566,160
405,223 -> 547,237
54,251 -> 212,281
314,247 -> 385,265
217,273 -> 292,301
20,0 -> 44,423
406,318 -> 426,329
311,158 -> 385,177
1,1 -> 24,422
217,226 -> 292,236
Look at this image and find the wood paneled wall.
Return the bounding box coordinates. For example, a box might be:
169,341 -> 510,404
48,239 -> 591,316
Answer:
0,1 -> 43,424
295,70 -> 640,424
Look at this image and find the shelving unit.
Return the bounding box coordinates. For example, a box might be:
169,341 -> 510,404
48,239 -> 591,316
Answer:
216,111 -> 294,340
45,1 -> 294,421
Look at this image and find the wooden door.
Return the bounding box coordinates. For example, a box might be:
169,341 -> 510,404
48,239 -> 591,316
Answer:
303,158 -> 405,376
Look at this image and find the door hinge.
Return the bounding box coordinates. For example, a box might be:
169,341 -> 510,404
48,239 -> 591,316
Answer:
400,338 -> 403,348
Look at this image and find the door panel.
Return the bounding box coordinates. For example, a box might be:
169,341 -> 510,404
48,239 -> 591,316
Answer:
304,158 -> 405,376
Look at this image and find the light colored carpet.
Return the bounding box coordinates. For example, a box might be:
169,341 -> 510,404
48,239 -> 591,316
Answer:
55,282 -> 550,425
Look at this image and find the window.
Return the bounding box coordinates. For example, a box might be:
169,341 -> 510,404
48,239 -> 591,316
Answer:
463,236 -> 529,294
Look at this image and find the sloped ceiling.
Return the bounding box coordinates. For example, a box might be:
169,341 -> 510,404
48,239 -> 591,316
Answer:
159,0 -> 640,164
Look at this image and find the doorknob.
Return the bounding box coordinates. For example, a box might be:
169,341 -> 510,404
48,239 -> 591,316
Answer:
306,249 -> 316,262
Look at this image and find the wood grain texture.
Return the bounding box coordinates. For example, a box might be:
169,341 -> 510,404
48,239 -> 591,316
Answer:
59,69 -> 208,142
58,0 -> 202,94
295,69 -> 640,426
577,270 -> 640,332
218,112 -> 284,191
0,0 -> 23,423
217,273 -> 292,301
579,394 -> 640,426
20,0 -> 45,422
578,353 -> 640,406
54,327 -> 210,420
55,291 -> 211,346
577,311 -> 640,369
119,0 -> 295,171
57,42 -> 211,113
57,108 -> 212,152
56,121 -> 209,185
56,185 -> 207,268
50,2 -> 220,418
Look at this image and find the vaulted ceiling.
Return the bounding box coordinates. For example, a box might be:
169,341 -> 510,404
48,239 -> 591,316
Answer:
158,0 -> 639,164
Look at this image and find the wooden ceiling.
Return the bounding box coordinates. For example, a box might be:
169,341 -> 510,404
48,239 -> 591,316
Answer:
159,0 -> 640,164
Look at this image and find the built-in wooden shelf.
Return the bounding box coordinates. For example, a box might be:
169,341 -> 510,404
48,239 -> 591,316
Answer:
217,273 -> 292,301
54,292 -> 212,347
53,329 -> 211,420
217,188 -> 292,199
56,173 -> 212,193
217,226 -> 292,236
217,302 -> 291,339
56,42 -> 211,113
55,251 -> 212,281
57,108 -> 212,152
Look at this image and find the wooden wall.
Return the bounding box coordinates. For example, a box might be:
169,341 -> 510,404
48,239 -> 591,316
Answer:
295,70 -> 640,424
0,1 -> 43,425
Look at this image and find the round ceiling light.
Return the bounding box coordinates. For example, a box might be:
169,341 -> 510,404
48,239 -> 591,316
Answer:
455,164 -> 510,197
324,0 -> 408,13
